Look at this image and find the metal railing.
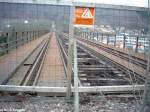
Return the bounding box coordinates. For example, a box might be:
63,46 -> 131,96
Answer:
0,30 -> 49,56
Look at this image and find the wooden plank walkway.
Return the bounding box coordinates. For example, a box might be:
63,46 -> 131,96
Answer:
0,33 -> 50,84
37,33 -> 66,87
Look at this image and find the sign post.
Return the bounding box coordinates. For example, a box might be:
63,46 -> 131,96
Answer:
67,2 -> 75,98
67,2 -> 95,112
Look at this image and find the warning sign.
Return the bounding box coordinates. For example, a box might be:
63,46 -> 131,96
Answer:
82,8 -> 93,18
74,7 -> 95,26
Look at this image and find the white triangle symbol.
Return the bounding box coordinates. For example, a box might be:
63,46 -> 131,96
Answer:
82,8 -> 93,18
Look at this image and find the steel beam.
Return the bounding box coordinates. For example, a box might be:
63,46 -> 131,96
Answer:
0,85 -> 66,93
78,85 -> 144,92
0,85 -> 144,93
0,1 -> 148,10
74,40 -> 79,112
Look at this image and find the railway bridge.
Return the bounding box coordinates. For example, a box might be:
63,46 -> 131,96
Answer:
0,1 -> 149,112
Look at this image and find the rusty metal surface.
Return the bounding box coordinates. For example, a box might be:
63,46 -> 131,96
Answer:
37,33 -> 66,87
0,34 -> 49,84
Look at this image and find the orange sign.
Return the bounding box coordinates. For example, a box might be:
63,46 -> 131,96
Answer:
74,7 -> 95,26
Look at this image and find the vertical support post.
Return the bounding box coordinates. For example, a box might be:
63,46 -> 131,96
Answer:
89,32 -> 91,39
86,32 -> 88,39
83,32 -> 84,38
102,34 -> 103,43
114,35 -> 116,47
22,32 -> 24,45
27,32 -> 28,43
6,33 -> 9,53
33,31 -> 34,40
123,35 -> 126,49
35,31 -> 37,38
25,32 -> 27,43
93,32 -> 94,41
16,32 -> 18,48
107,35 -> 109,45
36,31 -> 37,38
31,31 -> 32,41
30,31 -> 33,41
33,31 -> 34,39
31,31 -> 34,40
135,36 -> 139,53
23,32 -> 25,44
38,31 -> 39,37
34,31 -> 36,38
74,40 -> 79,112
34,31 -> 36,39
29,31 -> 31,41
66,2 -> 75,98
97,32 -> 98,40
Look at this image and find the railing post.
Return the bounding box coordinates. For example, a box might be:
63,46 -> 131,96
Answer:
16,32 -> 18,48
107,35 -> 109,45
27,32 -> 28,43
135,36 -> 139,52
22,32 -> 24,45
97,32 -> 98,40
114,35 -> 116,47
123,34 -> 126,49
74,40 -> 79,112
6,33 -> 9,53
102,34 -> 103,43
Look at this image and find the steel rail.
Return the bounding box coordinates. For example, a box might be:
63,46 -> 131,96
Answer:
78,42 -> 145,82
57,35 -> 68,77
77,39 -> 146,80
57,36 -> 82,86
78,37 -> 147,69
33,36 -> 51,86
23,38 -> 50,86
1,37 -> 47,85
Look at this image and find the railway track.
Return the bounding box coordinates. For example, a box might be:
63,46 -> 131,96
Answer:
61,33 -> 148,80
77,37 -> 147,69
3,36 -> 50,86
2,32 -> 67,89
0,32 -> 145,95
72,36 -> 147,80
58,34 -> 145,87
36,33 -> 67,87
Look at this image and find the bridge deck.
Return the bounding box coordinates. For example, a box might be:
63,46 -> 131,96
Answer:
0,33 -> 49,84
37,33 -> 66,87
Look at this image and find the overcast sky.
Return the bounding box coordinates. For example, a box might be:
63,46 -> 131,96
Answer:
73,0 -> 148,7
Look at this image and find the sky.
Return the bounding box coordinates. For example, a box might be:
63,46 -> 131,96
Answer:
72,0 -> 148,7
